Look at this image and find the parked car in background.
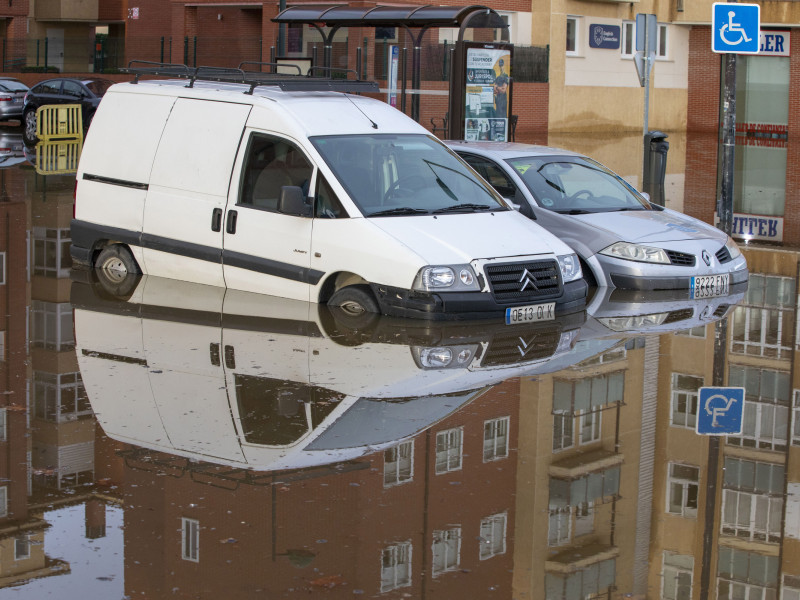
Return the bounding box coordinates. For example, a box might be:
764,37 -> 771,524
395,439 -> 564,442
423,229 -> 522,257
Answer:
447,141 -> 749,297
0,77 -> 29,122
22,77 -> 113,143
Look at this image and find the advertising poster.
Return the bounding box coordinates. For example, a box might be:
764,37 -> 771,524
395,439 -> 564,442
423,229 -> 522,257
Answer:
387,46 -> 399,107
464,46 -> 510,141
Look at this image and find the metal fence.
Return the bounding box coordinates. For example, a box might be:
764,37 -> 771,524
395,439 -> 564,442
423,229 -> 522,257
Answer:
0,35 -> 549,83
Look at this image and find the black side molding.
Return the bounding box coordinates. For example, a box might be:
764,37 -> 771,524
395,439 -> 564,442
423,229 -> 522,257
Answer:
83,173 -> 149,191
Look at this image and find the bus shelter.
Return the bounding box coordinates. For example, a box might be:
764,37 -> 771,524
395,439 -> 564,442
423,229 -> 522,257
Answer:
272,4 -> 510,138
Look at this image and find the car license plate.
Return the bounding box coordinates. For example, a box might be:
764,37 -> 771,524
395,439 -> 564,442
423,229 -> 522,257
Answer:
12,98 -> 19,103
505,302 -> 555,325
691,274 -> 729,299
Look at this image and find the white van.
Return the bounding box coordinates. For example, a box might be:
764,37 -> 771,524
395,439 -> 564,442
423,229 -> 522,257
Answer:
71,66 -> 586,322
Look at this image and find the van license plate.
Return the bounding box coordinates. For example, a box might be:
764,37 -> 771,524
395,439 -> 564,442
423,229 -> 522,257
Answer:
506,302 -> 555,325
691,274 -> 729,299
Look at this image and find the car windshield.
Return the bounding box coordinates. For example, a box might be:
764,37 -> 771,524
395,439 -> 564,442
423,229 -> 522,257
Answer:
0,80 -> 27,92
312,134 -> 507,217
507,155 -> 650,214
84,79 -> 113,97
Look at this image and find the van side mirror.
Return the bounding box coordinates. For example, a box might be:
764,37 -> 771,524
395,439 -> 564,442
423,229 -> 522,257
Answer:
278,186 -> 312,217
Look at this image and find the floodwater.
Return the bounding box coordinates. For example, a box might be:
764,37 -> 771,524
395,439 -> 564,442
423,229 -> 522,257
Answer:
0,123 -> 798,600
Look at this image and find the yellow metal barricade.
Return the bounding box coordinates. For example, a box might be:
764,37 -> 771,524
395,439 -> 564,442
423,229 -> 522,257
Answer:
36,104 -> 83,142
35,140 -> 83,175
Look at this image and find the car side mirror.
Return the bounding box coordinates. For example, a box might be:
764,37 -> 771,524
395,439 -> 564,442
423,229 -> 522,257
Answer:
640,192 -> 651,202
278,185 -> 312,217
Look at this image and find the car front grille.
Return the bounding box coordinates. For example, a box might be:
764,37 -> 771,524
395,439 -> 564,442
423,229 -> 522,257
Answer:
716,246 -> 732,264
666,250 -> 696,266
485,259 -> 562,303
480,327 -> 563,367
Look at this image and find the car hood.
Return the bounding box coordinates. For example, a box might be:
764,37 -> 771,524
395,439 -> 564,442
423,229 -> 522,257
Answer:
571,207 -> 725,244
368,210 -> 573,263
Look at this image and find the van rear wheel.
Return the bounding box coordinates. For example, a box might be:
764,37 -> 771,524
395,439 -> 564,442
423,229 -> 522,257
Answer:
95,245 -> 141,297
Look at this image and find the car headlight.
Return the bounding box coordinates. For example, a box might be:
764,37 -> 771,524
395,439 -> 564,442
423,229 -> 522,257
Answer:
411,345 -> 479,369
557,253 -> 582,282
413,265 -> 480,291
599,242 -> 670,264
725,236 -> 742,259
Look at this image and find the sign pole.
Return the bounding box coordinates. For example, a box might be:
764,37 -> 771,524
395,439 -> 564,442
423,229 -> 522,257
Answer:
718,51 -> 737,236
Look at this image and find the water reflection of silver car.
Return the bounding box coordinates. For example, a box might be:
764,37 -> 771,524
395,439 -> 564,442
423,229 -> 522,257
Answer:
0,77 -> 29,121
447,141 -> 749,295
72,274 -> 584,471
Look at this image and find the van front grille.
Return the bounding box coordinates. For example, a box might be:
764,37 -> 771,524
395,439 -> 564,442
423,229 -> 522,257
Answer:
485,259 -> 562,303
481,328 -> 563,366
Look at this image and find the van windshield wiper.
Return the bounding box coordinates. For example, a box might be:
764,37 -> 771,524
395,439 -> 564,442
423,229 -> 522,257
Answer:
432,203 -> 493,214
368,207 -> 430,217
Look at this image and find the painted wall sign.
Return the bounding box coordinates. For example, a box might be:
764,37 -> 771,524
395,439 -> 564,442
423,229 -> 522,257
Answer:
589,24 -> 621,50
759,30 -> 790,56
719,213 -> 784,242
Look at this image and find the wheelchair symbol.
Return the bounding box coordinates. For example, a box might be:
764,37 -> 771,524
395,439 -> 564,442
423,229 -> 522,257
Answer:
719,11 -> 752,46
705,393 -> 737,428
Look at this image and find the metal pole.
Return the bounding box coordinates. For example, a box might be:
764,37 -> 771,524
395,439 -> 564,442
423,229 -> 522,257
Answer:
718,52 -> 737,236
401,47 -> 407,113
278,0 -> 286,56
160,37 -> 164,64
642,25 -> 650,136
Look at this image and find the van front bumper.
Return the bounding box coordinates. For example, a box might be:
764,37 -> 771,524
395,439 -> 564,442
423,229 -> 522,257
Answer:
371,279 -> 588,320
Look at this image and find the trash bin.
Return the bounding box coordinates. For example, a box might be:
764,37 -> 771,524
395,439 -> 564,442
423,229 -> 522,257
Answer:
643,130 -> 669,206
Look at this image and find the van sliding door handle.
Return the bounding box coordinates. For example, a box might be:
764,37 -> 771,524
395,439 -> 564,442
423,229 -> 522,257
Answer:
211,208 -> 223,232
226,210 -> 238,234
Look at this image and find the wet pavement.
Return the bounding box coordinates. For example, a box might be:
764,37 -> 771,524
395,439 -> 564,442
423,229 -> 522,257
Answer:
1,126 -> 799,599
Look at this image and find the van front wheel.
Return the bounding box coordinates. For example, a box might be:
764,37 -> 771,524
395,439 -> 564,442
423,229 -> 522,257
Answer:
328,285 -> 379,315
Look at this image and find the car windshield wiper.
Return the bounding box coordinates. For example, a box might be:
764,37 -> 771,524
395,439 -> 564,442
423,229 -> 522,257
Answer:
368,207 -> 430,217
553,208 -> 593,215
609,206 -> 647,212
432,203 -> 493,214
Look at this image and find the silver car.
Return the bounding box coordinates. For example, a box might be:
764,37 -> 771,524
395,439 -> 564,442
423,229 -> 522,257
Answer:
448,141 -> 749,296
0,77 -> 29,121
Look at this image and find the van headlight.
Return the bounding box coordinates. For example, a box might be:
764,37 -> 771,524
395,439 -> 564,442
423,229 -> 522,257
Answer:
557,253 -> 582,282
412,345 -> 479,369
599,242 -> 670,264
413,265 -> 480,291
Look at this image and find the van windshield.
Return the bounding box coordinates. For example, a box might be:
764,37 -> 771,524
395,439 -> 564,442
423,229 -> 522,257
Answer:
312,134 -> 507,217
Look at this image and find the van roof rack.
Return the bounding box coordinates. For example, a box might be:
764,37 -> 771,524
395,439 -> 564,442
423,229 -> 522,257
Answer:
122,60 -> 379,95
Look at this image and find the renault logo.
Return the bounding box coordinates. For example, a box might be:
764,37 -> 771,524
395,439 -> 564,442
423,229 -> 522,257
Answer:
701,250 -> 712,266
519,268 -> 538,291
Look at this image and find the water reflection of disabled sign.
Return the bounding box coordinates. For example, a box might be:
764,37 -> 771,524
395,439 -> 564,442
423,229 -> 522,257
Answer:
712,3 -> 760,54
696,386 -> 745,435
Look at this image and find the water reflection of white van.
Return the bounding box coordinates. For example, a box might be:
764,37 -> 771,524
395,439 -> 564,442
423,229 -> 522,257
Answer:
70,66 -> 586,322
72,274 -> 584,470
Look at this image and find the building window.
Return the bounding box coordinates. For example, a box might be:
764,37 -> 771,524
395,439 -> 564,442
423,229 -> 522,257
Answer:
577,343 -> 627,366
32,227 -> 72,278
0,330 -> 4,361
783,575 -> 800,600
384,441 -> 414,487
0,408 -> 6,443
621,21 -> 635,57
550,466 -> 621,510
668,463 -> 699,517
479,513 -> 507,560
793,390 -> 800,446
432,527 -> 461,576
677,325 -> 706,338
435,428 -> 463,474
484,417 -> 509,462
493,12 -> 511,43
671,373 -> 703,429
0,251 -> 5,285
548,507 -> 572,547
381,542 -> 412,592
546,558 -> 616,598
33,371 -> 91,423
0,486 -> 7,517
731,274 -> 795,358
657,23 -> 669,58
14,535 -> 30,561
552,372 -> 623,452
722,458 -> 783,543
717,547 -> 778,599
663,552 -> 694,600
566,16 -> 579,56
182,518 -> 199,562
728,366 -> 790,451
31,301 -> 74,351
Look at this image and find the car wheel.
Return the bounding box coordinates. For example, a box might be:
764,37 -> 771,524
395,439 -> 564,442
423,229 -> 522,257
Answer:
94,244 -> 141,297
22,108 -> 37,144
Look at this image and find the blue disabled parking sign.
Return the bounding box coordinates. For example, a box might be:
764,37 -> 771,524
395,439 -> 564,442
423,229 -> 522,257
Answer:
696,387 -> 745,435
712,3 -> 760,54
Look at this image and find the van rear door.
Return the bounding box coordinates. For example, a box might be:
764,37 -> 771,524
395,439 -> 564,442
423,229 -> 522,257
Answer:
142,98 -> 250,287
